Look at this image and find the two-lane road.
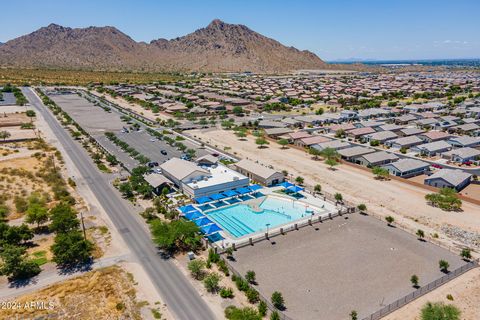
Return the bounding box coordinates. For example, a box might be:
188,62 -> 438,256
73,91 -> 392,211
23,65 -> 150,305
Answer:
22,87 -> 216,320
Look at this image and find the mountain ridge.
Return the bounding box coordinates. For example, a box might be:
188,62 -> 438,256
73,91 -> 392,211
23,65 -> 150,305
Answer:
0,20 -> 327,73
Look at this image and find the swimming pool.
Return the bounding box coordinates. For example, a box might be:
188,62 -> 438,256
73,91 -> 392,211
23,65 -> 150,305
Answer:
206,196 -> 322,238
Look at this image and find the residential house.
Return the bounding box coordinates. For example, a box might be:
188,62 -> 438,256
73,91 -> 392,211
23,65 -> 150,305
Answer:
356,151 -> 399,167
234,159 -> 285,186
382,159 -> 430,178
424,169 -> 472,191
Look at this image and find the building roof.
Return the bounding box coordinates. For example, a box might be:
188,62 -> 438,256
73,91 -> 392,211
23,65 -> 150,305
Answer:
399,127 -> 424,136
264,127 -> 293,136
419,131 -> 451,141
235,159 -> 282,180
298,135 -> 331,146
347,127 -> 376,136
160,158 -> 209,181
389,136 -> 423,146
360,151 -> 398,164
144,174 -> 173,188
384,158 -> 430,173
425,169 -> 472,187
195,154 -> 219,165
442,147 -> 480,159
415,140 -> 452,152
338,146 -> 375,158
448,136 -> 480,146
287,131 -> 311,140
312,140 -> 350,150
366,130 -> 398,141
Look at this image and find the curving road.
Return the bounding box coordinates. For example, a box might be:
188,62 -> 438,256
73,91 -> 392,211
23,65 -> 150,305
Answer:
22,87 -> 216,320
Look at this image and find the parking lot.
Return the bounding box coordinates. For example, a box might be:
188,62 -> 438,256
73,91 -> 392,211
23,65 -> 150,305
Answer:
49,93 -> 213,171
229,213 -> 466,320
0,92 -> 17,106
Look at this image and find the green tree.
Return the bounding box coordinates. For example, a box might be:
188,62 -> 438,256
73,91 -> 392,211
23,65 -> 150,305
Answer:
232,106 -> 244,115
278,139 -> 289,149
439,260 -> 449,273
411,274 -> 419,288
271,291 -> 285,310
150,219 -> 201,253
49,203 -> 80,234
334,193 -> 343,203
0,244 -> 41,280
255,137 -> 269,148
188,259 -> 206,280
425,188 -> 462,211
420,302 -> 460,320
314,184 -> 322,194
270,311 -> 280,320
357,204 -> 367,213
258,301 -> 267,317
295,176 -> 304,185
26,110 -> 36,117
350,310 -> 358,320
460,248 -> 472,261
245,270 -> 256,284
246,287 -> 260,304
372,166 -> 389,180
335,129 -> 346,138
25,203 -> 49,229
309,147 -> 322,160
51,231 -> 93,267
203,272 -> 221,293
416,229 -> 425,241
224,306 -> 261,320
385,215 -> 395,226
0,131 -> 11,141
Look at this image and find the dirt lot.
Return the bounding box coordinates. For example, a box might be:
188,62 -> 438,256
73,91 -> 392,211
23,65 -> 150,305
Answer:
187,128 -> 480,250
230,213 -> 465,320
0,112 -> 31,127
384,267 -> 480,320
0,266 -> 146,320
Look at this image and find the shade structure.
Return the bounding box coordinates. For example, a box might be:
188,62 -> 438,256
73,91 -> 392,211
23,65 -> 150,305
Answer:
194,216 -> 213,227
248,184 -> 263,192
223,190 -> 239,197
287,185 -> 304,193
201,223 -> 222,235
184,210 -> 203,220
279,181 -> 294,189
207,232 -> 224,242
195,196 -> 212,204
235,187 -> 251,195
179,204 -> 197,214
210,193 -> 226,201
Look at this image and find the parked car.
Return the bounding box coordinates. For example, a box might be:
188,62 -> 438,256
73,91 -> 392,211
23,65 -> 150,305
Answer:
147,161 -> 159,168
431,163 -> 443,169
160,150 -> 167,155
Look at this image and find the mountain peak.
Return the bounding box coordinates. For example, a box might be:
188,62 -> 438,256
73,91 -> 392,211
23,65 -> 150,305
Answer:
0,21 -> 326,73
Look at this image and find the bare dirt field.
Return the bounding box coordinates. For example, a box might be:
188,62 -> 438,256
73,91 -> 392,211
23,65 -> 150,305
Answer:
0,112 -> 31,127
384,267 -> 480,320
0,266 -> 145,320
187,128 -> 480,251
230,213 -> 466,320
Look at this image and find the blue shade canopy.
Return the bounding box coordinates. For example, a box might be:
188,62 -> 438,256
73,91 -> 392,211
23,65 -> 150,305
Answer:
195,196 -> 212,204
210,193 -> 226,200
279,181 -> 294,188
207,232 -> 224,242
201,223 -> 222,235
223,190 -> 239,197
235,187 -> 251,195
288,185 -> 304,193
179,204 -> 197,213
184,210 -> 203,220
248,184 -> 263,191
194,216 -> 213,226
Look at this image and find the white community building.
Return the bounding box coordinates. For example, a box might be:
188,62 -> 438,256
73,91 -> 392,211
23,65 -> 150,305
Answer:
160,157 -> 249,198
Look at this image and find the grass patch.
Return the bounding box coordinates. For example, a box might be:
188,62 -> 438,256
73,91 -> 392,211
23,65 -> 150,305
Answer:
31,251 -> 48,266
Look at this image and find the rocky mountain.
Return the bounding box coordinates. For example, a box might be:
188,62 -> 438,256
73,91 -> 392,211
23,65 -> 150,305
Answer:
0,20 -> 326,73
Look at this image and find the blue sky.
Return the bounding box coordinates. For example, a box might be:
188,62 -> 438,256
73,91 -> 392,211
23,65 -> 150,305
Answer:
0,0 -> 479,61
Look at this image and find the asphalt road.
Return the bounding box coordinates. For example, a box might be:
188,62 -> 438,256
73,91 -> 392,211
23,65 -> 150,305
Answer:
23,87 -> 216,320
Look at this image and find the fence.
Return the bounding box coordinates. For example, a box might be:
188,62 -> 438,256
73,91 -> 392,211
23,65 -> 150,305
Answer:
363,258 -> 479,320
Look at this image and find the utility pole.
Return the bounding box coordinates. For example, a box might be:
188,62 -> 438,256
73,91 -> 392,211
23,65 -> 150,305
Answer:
80,211 -> 87,240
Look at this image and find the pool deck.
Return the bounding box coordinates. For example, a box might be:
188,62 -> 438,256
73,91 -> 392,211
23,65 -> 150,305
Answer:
208,186 -> 339,246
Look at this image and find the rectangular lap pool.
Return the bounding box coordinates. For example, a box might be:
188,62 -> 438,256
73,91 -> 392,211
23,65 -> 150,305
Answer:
206,196 -> 327,238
